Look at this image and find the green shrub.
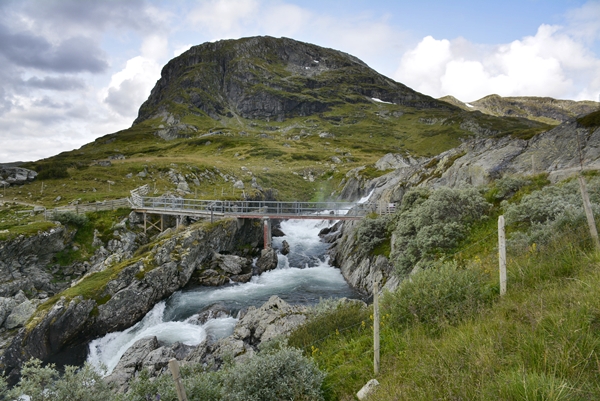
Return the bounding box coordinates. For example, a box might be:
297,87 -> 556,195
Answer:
504,176 -> 600,250
390,187 -> 491,275
487,175 -> 531,202
6,359 -> 111,401
355,215 -> 392,258
53,211 -> 89,227
35,163 -> 69,180
221,347 -> 325,401
383,261 -> 495,332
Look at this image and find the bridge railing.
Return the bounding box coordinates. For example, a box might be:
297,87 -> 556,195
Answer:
135,197 -> 375,217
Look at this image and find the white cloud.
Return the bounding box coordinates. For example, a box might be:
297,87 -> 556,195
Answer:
187,0 -> 260,39
394,24 -> 600,101
102,56 -> 161,118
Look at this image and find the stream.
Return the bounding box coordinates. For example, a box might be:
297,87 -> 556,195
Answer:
87,216 -> 362,374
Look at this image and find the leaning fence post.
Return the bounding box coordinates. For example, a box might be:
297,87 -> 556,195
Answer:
373,281 -> 380,375
168,358 -> 188,401
578,175 -> 600,250
498,215 -> 507,296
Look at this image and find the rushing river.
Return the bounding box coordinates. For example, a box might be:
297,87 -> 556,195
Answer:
87,217 -> 361,374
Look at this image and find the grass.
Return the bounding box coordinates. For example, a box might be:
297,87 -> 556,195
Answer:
287,212 -> 600,400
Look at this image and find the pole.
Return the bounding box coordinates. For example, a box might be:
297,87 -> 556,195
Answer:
373,281 -> 380,375
168,359 -> 188,401
498,215 -> 507,296
578,175 -> 600,250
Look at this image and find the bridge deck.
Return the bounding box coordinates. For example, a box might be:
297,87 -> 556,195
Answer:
131,197 -> 375,220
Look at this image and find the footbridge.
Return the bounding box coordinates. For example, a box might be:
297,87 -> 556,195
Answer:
129,192 -> 383,248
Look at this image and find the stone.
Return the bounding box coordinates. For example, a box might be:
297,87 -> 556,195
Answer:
331,156 -> 342,164
97,160 -> 112,167
255,248 -> 278,274
212,253 -> 250,275
280,240 -> 290,256
233,180 -> 244,189
272,227 -> 285,237
105,336 -> 159,392
357,379 -> 380,400
5,300 -> 36,329
0,297 -> 17,327
232,296 -> 307,345
0,167 -> 37,186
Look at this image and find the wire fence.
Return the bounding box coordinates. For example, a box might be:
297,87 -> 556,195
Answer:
291,206 -> 600,399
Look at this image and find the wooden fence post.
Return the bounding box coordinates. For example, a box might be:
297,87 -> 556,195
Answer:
498,215 -> 507,296
578,175 -> 600,250
168,359 -> 188,401
373,281 -> 380,375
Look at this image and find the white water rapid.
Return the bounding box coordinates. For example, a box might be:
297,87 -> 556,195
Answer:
87,217 -> 361,374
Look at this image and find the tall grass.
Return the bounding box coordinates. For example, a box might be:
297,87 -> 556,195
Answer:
288,220 -> 600,400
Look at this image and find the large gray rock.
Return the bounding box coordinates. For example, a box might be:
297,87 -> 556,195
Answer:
105,336 -> 159,392
255,248 -> 278,274
4,300 -> 36,330
0,297 -> 17,327
0,167 -> 37,186
233,295 -> 307,345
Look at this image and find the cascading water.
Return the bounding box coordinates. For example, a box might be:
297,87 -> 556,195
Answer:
87,217 -> 362,374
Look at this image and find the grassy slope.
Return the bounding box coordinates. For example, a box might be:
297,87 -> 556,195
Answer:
287,188 -> 600,400
3,100 -> 551,213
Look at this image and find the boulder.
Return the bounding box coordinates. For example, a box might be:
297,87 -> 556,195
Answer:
105,336 -> 159,392
255,248 -> 278,274
0,297 -> 18,327
232,296 -> 307,345
4,300 -> 36,330
0,167 -> 37,186
280,240 -> 290,256
212,253 -> 250,275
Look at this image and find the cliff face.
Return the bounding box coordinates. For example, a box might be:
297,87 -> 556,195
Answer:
330,120 -> 600,294
134,36 -> 447,124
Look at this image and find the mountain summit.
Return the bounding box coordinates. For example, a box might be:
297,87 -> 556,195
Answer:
134,36 -> 445,124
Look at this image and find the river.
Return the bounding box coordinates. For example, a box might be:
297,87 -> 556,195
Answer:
87,216 -> 361,374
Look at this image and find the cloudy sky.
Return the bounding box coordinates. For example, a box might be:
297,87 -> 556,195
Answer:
1,0 -> 599,163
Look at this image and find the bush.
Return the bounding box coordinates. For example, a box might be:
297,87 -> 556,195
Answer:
6,359 -> 112,401
390,187 -> 491,275
504,176 -> 600,250
383,261 -> 495,332
35,163 -> 69,180
221,347 -> 325,401
53,211 -> 89,227
355,215 -> 392,258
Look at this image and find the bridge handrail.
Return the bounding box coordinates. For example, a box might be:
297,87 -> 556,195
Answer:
134,197 -> 375,217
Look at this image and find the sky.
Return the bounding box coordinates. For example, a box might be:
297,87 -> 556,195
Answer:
1,0 -> 600,163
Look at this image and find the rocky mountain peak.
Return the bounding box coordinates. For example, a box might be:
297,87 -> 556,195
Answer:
134,36 -> 446,124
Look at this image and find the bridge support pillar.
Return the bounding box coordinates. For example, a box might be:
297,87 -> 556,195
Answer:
263,217 -> 272,250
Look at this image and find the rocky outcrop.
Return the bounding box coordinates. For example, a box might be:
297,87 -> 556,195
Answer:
0,218 -> 263,383
330,120 -> 600,295
0,225 -> 71,298
105,296 -> 308,391
327,220 -> 398,295
0,167 -> 37,187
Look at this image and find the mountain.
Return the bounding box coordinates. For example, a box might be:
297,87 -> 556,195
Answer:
18,36 -> 549,206
439,94 -> 599,125
134,36 -> 444,125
